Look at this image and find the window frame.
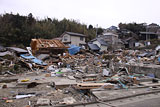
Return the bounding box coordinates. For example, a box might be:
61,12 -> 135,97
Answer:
80,37 -> 84,41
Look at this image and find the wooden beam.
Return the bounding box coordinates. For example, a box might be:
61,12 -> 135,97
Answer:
75,83 -> 114,89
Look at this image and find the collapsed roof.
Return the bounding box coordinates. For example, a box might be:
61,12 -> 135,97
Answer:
31,39 -> 68,55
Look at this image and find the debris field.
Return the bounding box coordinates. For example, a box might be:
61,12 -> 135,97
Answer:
1,39 -> 160,107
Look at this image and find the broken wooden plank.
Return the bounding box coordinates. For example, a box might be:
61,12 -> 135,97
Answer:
0,78 -> 18,83
140,82 -> 160,87
75,83 -> 114,89
82,78 -> 96,82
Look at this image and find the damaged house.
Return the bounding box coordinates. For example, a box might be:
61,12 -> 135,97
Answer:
98,32 -> 124,50
122,37 -> 138,48
89,38 -> 108,52
139,32 -> 159,40
31,39 -> 68,55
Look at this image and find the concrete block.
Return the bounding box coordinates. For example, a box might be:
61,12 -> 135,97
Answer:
37,98 -> 50,106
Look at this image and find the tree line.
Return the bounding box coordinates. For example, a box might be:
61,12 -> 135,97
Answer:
0,13 -> 103,47
1,13 -> 156,47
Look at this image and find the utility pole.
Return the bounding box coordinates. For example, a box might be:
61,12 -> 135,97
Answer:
144,23 -> 148,42
146,25 -> 148,42
144,23 -> 148,46
96,24 -> 98,37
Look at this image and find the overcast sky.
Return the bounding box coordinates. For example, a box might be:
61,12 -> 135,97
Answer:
0,0 -> 159,28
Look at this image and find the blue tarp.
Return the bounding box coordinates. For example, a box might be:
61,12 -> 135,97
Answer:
68,45 -> 81,55
158,56 -> 160,63
20,54 -> 47,66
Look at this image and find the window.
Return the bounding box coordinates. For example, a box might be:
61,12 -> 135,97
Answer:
64,36 -> 67,41
80,37 -> 83,41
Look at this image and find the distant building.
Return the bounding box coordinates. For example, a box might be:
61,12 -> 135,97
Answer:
104,26 -> 118,34
122,37 -> 137,48
61,31 -> 86,47
98,32 -> 122,50
108,26 -> 118,30
139,32 -> 158,40
139,23 -> 160,40
148,23 -> 160,33
100,32 -> 118,45
156,29 -> 160,39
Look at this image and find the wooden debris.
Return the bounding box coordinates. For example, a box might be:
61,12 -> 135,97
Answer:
75,83 -> 114,89
140,82 -> 160,87
0,79 -> 18,83
82,78 -> 96,82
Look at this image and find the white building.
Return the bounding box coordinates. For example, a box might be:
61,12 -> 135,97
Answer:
61,32 -> 86,47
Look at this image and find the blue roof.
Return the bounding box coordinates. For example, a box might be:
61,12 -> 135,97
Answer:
109,26 -> 117,30
88,44 -> 100,51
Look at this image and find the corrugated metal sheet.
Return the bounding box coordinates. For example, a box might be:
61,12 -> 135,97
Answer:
0,51 -> 12,57
7,47 -> 28,53
91,38 -> 108,46
88,44 -> 100,51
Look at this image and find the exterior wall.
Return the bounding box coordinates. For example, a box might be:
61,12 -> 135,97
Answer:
102,35 -> 112,45
112,35 -> 119,45
129,40 -> 136,48
62,34 -> 71,43
100,34 -> 119,45
139,34 -> 158,40
62,33 -> 86,46
100,45 -> 107,51
116,43 -> 125,49
70,36 -> 86,46
112,36 -> 120,49
101,35 -> 119,50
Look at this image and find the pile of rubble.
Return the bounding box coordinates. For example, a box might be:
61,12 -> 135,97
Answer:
113,48 -> 160,65
1,41 -> 160,107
